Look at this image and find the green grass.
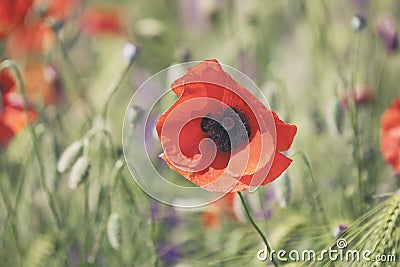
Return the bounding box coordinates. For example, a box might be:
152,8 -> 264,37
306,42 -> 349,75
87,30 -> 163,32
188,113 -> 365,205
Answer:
1,0 -> 400,266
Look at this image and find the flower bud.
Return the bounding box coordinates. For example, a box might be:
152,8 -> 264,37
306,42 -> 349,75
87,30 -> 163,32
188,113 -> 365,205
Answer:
68,156 -> 90,189
334,100 -> 346,134
333,224 -> 347,237
351,14 -> 367,32
374,13 -> 398,53
107,213 -> 122,250
122,42 -> 139,64
57,141 -> 83,173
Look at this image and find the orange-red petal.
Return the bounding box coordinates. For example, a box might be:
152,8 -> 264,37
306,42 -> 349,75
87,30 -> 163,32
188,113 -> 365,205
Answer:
273,111 -> 297,151
0,0 -> 33,41
0,102 -> 37,146
0,70 -> 15,93
6,21 -> 54,57
380,96 -> 400,174
79,7 -> 125,36
24,62 -> 62,105
380,127 -> 400,174
0,123 -> 14,146
381,97 -> 400,131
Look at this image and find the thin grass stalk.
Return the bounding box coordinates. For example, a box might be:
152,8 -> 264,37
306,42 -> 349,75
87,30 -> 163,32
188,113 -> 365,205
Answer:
294,151 -> 330,231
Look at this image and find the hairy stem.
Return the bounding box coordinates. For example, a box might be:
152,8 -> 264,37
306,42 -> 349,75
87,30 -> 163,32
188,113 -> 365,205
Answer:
101,60 -> 135,119
238,192 -> 279,267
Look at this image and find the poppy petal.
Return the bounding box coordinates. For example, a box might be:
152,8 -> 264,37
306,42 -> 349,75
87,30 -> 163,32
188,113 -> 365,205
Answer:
0,70 -> 15,93
381,97 -> 400,131
157,95 -> 223,172
6,21 -> 55,57
2,105 -> 36,133
236,152 -> 292,189
273,111 -> 297,151
0,0 -> 33,41
171,59 -> 220,96
79,7 -> 125,36
228,128 -> 274,176
0,123 -> 14,146
160,150 -> 292,193
380,126 -> 400,174
24,62 -> 62,105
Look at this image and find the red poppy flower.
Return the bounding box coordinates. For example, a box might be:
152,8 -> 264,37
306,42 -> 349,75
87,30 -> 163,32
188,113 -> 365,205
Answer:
0,69 -> 37,147
156,60 -> 297,192
0,70 -> 15,94
35,0 -> 80,21
6,20 -> 55,58
202,193 -> 238,227
0,0 -> 33,41
380,97 -> 400,174
23,62 -> 62,105
79,7 -> 125,36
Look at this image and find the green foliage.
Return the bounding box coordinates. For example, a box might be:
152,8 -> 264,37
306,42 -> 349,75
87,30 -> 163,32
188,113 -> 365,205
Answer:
1,0 -> 400,266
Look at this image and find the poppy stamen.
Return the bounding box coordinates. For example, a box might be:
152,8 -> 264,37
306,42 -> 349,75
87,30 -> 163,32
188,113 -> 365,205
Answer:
200,107 -> 251,152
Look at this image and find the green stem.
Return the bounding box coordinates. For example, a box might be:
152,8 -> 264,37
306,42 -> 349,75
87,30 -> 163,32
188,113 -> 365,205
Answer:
55,33 -> 95,119
294,152 -> 330,231
0,60 -> 62,230
119,174 -> 158,264
0,150 -> 33,258
350,32 -> 363,215
376,54 -> 387,98
80,181 -> 89,267
87,205 -> 109,266
0,171 -> 19,252
237,192 -> 279,267
88,159 -> 124,265
101,60 -> 135,119
87,186 -> 111,266
80,140 -> 91,266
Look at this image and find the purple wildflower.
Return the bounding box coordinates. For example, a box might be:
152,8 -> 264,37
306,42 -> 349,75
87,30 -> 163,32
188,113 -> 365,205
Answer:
374,13 -> 398,53
156,242 -> 182,266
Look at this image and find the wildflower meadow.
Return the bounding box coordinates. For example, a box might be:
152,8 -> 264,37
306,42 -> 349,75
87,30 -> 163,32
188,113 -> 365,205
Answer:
0,0 -> 399,266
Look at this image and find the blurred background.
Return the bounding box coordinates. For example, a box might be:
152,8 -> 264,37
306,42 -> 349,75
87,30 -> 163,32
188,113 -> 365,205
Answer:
0,0 -> 399,266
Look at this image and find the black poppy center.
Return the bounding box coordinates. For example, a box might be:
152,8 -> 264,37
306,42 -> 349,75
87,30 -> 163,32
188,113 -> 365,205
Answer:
200,107 -> 251,152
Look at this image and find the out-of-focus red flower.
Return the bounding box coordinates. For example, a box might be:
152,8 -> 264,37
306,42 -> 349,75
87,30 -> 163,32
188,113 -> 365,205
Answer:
79,7 -> 125,36
374,13 -> 398,53
0,70 -> 15,94
0,71 -> 37,147
380,97 -> 400,175
36,0 -> 80,21
156,59 -> 297,192
341,86 -> 375,109
0,101 -> 37,147
6,20 -> 55,58
202,193 -> 238,228
202,210 -> 219,227
23,62 -> 62,105
0,0 -> 33,41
